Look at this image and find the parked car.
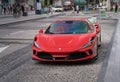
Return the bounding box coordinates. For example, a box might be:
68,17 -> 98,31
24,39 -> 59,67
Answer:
52,6 -> 63,12
32,18 -> 101,62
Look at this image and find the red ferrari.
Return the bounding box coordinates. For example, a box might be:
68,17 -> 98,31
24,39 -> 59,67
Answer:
32,18 -> 101,62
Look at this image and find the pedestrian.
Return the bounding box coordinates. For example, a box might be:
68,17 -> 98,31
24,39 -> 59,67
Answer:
16,3 -> 21,17
13,4 -> 17,17
70,6 -> 75,15
1,5 -> 4,15
6,5 -> 10,15
3,5 -> 7,15
30,5 -> 33,11
9,5 -> 13,14
76,5 -> 79,14
21,4 -> 25,16
115,3 -> 118,13
46,6 -> 49,14
50,6 -> 53,14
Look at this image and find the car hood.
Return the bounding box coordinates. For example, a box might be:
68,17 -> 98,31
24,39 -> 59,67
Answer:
37,34 -> 92,52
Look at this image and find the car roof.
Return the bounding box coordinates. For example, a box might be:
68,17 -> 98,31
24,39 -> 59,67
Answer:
54,18 -> 88,22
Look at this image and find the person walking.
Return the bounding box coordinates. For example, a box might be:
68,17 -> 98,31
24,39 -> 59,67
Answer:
16,3 -> 21,17
9,5 -> 13,14
49,6 -> 53,14
115,3 -> 118,13
13,4 -> 17,17
76,5 -> 79,14
12,4 -> 15,17
1,5 -> 4,15
70,6 -> 75,15
3,5 -> 7,15
21,4 -> 25,16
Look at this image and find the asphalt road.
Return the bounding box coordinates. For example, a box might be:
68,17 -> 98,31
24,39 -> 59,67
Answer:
0,14 -> 117,82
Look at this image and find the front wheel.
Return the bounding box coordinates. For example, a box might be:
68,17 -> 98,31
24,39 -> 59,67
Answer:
98,34 -> 101,47
95,40 -> 98,59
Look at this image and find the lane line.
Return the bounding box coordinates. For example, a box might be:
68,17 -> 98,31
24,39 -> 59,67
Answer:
9,31 -> 24,35
0,46 -> 9,53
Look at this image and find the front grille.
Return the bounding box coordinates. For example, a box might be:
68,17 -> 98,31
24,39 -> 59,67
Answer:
53,57 -> 66,60
37,52 -> 88,61
68,52 -> 87,60
37,52 -> 53,60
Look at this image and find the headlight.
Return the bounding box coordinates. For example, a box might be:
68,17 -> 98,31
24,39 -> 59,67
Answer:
34,41 -> 40,49
82,37 -> 94,48
82,41 -> 93,48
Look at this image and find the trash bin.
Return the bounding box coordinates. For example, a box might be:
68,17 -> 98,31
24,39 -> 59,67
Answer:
99,8 -> 106,18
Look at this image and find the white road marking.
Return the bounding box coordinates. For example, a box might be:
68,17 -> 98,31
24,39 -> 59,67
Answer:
0,46 -> 9,53
10,31 -> 24,35
39,23 -> 51,27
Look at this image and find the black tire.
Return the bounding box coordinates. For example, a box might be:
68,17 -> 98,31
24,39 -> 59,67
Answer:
95,40 -> 98,59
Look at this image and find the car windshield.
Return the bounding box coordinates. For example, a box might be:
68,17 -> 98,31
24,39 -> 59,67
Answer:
45,20 -> 90,34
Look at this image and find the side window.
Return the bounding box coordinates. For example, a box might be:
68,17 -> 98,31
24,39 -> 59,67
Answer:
87,20 -> 95,32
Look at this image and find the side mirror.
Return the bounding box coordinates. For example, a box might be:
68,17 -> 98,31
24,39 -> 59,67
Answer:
39,29 -> 43,33
94,24 -> 100,33
96,29 -> 100,33
94,24 -> 98,29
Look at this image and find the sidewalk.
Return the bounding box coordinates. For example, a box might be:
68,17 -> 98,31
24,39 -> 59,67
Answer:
0,11 -> 119,26
103,19 -> 120,82
0,11 -> 63,25
97,15 -> 120,82
0,11 -> 35,18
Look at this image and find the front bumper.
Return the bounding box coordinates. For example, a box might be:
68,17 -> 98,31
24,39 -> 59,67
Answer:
32,46 -> 97,62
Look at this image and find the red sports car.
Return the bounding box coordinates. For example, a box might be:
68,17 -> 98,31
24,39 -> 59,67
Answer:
32,18 -> 101,62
